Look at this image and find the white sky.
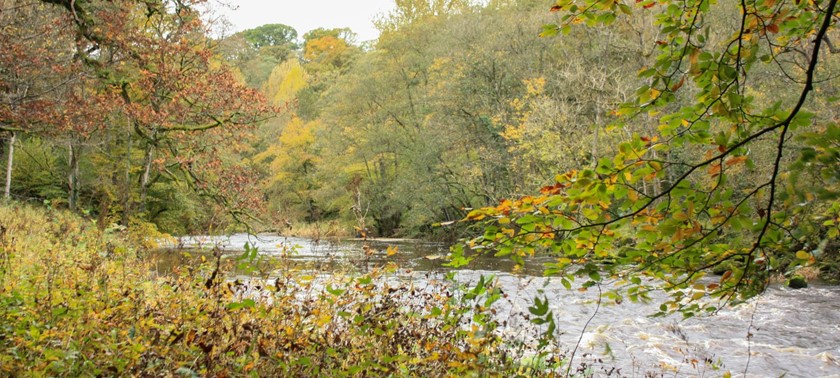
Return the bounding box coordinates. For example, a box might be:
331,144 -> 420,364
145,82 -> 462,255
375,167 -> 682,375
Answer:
216,0 -> 396,43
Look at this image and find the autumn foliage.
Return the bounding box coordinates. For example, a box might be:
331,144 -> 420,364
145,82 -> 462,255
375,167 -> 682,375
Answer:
1,0 -> 273,229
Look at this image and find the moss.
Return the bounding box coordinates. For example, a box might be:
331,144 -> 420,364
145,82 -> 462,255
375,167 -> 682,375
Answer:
787,275 -> 808,289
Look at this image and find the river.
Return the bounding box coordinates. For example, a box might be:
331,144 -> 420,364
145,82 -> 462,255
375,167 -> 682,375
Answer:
156,233 -> 840,377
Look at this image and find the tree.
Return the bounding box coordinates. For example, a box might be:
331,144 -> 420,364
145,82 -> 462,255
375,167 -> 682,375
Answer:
220,24 -> 300,88
455,0 -> 840,316
4,0 -> 275,231
112,9 -> 270,220
242,24 -> 299,50
263,59 -> 309,107
375,0 -> 474,33
0,1 -> 77,199
302,28 -> 360,74
255,116 -> 323,222
296,28 -> 360,121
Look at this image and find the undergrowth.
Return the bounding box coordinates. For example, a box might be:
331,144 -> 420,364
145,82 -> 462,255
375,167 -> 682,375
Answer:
0,203 -> 564,377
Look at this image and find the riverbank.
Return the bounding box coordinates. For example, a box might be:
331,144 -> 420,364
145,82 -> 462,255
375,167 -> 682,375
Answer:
0,203 -> 545,376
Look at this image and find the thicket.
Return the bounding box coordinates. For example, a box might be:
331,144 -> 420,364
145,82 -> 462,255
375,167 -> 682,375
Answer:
0,203 -> 575,376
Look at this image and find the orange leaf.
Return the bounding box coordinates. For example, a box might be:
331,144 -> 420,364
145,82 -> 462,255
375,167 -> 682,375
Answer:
671,76 -> 686,91
766,23 -> 780,34
726,156 -> 748,166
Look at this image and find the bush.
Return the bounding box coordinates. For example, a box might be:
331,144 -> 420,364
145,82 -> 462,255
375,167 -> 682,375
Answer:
0,203 -> 542,376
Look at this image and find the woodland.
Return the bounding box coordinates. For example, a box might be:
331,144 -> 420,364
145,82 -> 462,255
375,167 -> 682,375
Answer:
2,0 -> 840,376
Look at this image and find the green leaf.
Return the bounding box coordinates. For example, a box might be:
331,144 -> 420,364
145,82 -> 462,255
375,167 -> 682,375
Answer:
357,276 -> 373,285
326,285 -> 345,296
226,298 -> 256,310
528,296 -> 550,316
540,24 -> 559,38
561,278 -> 572,290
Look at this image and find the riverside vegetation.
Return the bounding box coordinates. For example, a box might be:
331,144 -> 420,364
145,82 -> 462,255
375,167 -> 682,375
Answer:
3,0 -> 840,376
0,203 -> 564,376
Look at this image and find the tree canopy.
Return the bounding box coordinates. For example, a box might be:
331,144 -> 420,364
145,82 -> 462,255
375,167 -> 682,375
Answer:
242,23 -> 299,49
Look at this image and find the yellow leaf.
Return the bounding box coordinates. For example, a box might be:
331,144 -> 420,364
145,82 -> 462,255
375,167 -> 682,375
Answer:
649,88 -> 661,100
316,315 -> 332,326
649,161 -> 662,171
466,210 -> 486,221
557,257 -> 572,266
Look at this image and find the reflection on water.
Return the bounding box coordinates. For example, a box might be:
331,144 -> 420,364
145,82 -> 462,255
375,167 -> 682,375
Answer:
154,233 -> 840,377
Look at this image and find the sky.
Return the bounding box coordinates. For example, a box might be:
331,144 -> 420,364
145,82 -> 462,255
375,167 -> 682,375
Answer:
216,0 -> 396,43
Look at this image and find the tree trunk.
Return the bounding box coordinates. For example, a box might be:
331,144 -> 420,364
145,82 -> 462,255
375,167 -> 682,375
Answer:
139,142 -> 154,213
67,142 -> 81,211
4,132 -> 16,200
121,129 -> 132,225
592,111 -> 600,167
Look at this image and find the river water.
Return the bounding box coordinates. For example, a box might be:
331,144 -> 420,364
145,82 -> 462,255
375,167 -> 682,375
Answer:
157,233 -> 840,377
